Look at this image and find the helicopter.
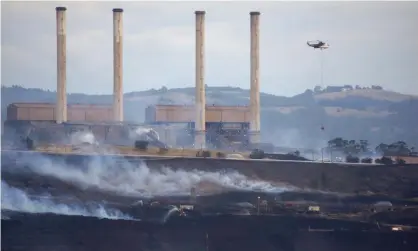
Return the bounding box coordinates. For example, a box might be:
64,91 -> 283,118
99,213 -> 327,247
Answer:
307,40 -> 330,50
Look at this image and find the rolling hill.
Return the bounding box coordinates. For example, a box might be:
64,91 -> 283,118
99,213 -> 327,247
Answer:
2,85 -> 418,148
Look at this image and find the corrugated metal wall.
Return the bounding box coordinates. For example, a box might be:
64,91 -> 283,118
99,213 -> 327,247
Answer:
148,105 -> 250,123
6,103 -> 113,122
68,108 -> 86,121
7,103 -> 251,124
3,120 -> 153,146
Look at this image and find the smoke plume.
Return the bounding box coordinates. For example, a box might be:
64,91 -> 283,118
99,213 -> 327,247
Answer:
10,153 -> 293,198
69,131 -> 97,145
1,181 -> 131,220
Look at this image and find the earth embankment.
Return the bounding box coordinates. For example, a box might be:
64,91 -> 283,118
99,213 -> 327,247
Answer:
2,150 -> 418,197
144,157 -> 418,197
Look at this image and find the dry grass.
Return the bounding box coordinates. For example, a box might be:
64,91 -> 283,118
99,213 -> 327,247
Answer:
324,106 -> 393,118
115,145 -> 203,157
262,105 -> 393,118
314,89 -> 416,102
262,106 -> 305,114
34,144 -> 247,159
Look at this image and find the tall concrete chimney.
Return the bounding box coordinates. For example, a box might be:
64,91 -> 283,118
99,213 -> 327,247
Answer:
56,7 -> 67,123
113,8 -> 124,122
249,11 -> 261,144
194,11 -> 206,149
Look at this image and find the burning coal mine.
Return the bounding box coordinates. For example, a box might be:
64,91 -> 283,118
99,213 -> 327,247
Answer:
2,6 -> 418,251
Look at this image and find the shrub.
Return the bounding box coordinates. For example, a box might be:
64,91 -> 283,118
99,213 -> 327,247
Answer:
196,150 -> 211,158
287,151 -> 300,157
361,157 -> 373,163
346,155 -> 360,163
249,149 -> 265,159
158,147 -> 169,154
202,151 -> 211,158
134,140 -> 149,150
379,156 -> 394,165
396,158 -> 406,165
216,152 -> 226,158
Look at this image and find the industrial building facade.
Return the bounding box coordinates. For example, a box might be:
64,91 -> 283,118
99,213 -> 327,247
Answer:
2,8 -> 261,151
145,105 -> 250,148
7,103 -> 113,122
145,105 -> 251,124
4,103 -> 126,146
4,103 -> 251,149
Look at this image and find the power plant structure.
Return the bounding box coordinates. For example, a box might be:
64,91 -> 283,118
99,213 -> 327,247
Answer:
3,7 -> 262,151
55,6 -> 67,124
112,8 -> 124,122
145,11 -> 261,149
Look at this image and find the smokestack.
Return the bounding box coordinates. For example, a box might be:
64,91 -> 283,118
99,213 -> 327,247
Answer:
249,11 -> 261,144
56,7 -> 67,123
113,8 -> 124,122
195,11 -> 206,149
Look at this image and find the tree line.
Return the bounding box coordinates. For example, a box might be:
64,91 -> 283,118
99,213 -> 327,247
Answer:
327,137 -> 416,157
313,85 -> 384,94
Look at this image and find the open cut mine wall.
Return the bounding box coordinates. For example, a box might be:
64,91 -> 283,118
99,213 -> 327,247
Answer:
2,151 -> 418,198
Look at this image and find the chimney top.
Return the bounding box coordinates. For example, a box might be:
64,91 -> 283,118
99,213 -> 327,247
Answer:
195,10 -> 206,15
56,7 -> 67,11
113,8 -> 124,13
250,11 -> 261,16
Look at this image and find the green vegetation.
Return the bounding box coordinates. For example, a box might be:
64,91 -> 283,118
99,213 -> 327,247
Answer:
327,137 -> 416,157
313,84 -> 384,94
327,138 -> 372,155
345,155 -> 360,163
249,149 -> 265,159
375,141 -> 415,156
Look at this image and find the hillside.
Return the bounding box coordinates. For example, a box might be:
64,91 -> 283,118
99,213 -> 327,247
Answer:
2,85 -> 418,148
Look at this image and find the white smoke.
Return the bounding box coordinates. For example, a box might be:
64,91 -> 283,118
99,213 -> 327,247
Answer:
12,154 -> 293,198
1,181 -> 132,220
128,127 -> 159,141
69,131 -> 97,145
162,205 -> 179,223
266,128 -> 328,151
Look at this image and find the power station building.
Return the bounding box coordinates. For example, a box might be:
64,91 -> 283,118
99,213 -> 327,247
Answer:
2,8 -> 262,151
146,10 -> 261,149
4,103 -> 251,149
145,105 -> 251,148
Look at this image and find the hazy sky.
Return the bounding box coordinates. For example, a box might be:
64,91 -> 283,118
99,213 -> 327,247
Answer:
2,1 -> 418,96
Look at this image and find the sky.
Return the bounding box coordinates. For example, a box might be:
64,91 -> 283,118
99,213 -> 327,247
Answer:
1,1 -> 418,97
